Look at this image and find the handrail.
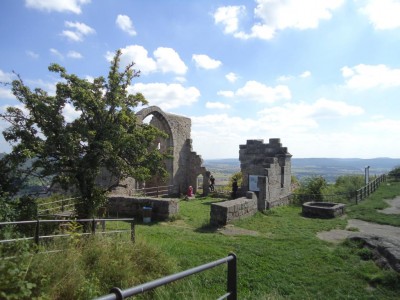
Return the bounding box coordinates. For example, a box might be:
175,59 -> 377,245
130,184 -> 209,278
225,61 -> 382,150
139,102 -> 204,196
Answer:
94,253 -> 237,300
130,184 -> 174,197
37,197 -> 80,207
0,218 -> 135,244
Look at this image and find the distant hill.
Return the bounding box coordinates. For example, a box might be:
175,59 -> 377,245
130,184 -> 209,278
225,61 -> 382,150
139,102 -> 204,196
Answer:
203,157 -> 400,183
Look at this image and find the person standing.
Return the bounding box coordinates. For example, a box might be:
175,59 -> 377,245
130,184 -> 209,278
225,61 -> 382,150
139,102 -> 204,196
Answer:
209,175 -> 215,192
232,178 -> 238,199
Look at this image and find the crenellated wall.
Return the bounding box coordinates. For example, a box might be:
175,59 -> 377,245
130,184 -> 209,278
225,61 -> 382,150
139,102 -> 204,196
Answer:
239,138 -> 292,210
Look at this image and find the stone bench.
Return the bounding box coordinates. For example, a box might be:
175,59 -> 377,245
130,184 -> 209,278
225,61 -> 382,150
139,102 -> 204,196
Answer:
107,195 -> 179,221
210,192 -> 257,226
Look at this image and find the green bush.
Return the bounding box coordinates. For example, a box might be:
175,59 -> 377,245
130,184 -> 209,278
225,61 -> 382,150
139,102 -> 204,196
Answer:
0,242 -> 40,300
0,235 -> 177,299
388,166 -> 400,181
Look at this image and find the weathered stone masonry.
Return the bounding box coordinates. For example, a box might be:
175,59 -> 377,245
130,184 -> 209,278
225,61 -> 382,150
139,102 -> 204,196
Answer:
209,138 -> 292,226
107,195 -> 178,220
210,192 -> 258,226
239,138 -> 292,210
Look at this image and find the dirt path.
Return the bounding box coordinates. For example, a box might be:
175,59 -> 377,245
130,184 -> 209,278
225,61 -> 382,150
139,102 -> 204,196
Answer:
378,196 -> 400,214
318,197 -> 400,244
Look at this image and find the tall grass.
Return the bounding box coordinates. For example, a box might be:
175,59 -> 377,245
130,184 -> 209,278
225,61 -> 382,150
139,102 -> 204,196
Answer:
1,235 -> 178,300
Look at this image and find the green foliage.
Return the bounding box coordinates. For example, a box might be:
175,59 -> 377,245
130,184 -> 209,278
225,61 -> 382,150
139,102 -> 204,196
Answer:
0,50 -> 169,218
388,166 -> 400,181
334,175 -> 364,195
294,175 -> 327,203
0,235 -> 177,299
0,242 -> 40,300
228,171 -> 242,187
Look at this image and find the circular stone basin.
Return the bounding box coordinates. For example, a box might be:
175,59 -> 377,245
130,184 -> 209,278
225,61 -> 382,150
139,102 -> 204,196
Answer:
302,202 -> 345,218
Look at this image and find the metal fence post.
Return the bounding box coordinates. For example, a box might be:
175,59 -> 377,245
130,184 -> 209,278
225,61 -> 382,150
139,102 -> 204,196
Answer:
227,253 -> 237,300
92,218 -> 96,235
131,219 -> 135,243
34,219 -> 40,245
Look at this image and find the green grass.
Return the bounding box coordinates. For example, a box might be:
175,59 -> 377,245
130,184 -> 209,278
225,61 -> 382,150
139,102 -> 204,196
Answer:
2,181 -> 400,299
133,184 -> 400,299
346,180 -> 400,226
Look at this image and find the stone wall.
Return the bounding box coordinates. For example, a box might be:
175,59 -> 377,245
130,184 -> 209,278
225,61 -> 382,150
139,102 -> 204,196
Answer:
210,192 -> 257,226
107,195 -> 179,221
239,138 -> 292,210
135,106 -> 207,196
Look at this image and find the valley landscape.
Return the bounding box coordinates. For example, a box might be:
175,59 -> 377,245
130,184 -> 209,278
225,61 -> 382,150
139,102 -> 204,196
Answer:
204,157 -> 400,185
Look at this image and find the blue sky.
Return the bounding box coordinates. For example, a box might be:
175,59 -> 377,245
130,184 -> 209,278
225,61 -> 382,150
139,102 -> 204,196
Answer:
1,0 -> 400,159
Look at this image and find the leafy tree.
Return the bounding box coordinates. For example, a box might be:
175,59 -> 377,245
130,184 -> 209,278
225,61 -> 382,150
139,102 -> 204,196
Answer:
229,171 -> 242,187
0,50 -> 168,218
294,176 -> 327,202
333,175 -> 364,198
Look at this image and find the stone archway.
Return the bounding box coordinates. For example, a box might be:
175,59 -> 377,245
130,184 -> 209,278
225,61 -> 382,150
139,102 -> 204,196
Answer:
135,106 -> 207,195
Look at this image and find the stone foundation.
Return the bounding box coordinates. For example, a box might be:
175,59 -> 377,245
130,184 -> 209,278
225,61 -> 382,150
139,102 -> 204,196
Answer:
107,195 -> 179,221
210,192 -> 257,226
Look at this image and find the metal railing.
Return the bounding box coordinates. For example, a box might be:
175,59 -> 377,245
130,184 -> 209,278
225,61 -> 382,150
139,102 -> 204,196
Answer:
129,185 -> 174,197
0,218 -> 135,245
37,197 -> 81,216
94,253 -> 237,300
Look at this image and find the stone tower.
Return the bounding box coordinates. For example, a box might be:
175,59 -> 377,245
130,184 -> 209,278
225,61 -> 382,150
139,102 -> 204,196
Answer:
239,139 -> 292,210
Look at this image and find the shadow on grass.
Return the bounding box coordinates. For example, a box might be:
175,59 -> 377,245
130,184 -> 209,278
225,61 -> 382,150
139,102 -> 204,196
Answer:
194,222 -> 219,233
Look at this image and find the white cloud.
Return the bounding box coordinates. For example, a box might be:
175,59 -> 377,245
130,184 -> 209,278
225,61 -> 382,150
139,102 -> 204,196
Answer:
61,21 -> 95,42
106,45 -> 187,75
129,83 -> 200,109
257,98 -> 364,132
26,79 -> 57,95
174,76 -> 186,83
235,81 -> 291,103
63,103 -> 82,122
106,45 -> 157,74
311,98 -> 364,117
0,70 -> 14,82
0,76 -> 14,101
116,14 -> 137,36
234,23 -> 275,40
192,54 -> 222,69
213,5 -> 245,34
214,0 -> 344,40
67,50 -> 83,59
226,72 -> 238,83
154,47 -> 187,75
359,0 -> 400,30
26,50 -> 39,59
25,0 -> 90,14
217,90 -> 235,98
205,102 -> 231,109
277,71 -> 311,81
341,64 -> 400,89
0,88 -> 14,99
300,70 -> 311,78
360,118 -> 400,132
50,48 -> 64,59
277,75 -> 293,81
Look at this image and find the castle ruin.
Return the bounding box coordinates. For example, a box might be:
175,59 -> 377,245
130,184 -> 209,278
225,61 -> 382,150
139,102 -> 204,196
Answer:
239,138 -> 292,209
